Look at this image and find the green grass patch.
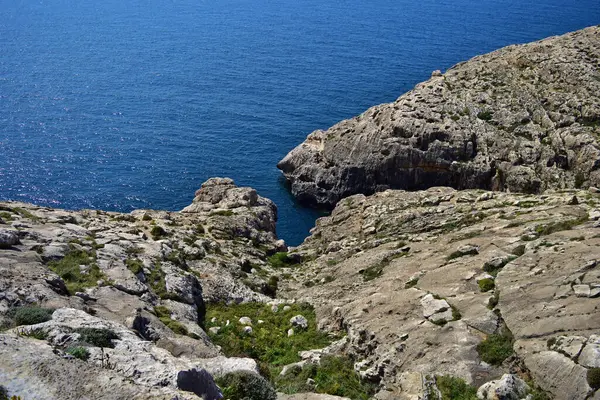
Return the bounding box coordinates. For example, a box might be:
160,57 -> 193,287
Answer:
476,331 -> 514,366
147,262 -> 181,301
0,211 -> 13,222
18,327 -> 49,340
435,375 -> 477,400
206,302 -> 333,370
267,252 -> 298,268
66,345 -> 90,361
75,327 -> 119,348
13,207 -> 41,221
47,250 -> 105,294
125,258 -> 144,275
276,355 -> 377,400
478,278 -> 495,292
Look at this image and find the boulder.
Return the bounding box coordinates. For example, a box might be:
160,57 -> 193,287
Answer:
476,374 -> 529,400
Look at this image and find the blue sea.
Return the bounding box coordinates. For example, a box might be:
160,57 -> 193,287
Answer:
1,0 -> 599,245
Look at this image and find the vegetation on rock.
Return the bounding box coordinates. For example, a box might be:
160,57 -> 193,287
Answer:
435,375 -> 478,400
75,327 -> 119,348
66,346 -> 90,361
476,331 -> 514,365
478,278 -> 495,292
206,302 -> 332,376
48,249 -> 105,294
216,371 -> 277,400
587,367 -> 600,390
9,306 -> 54,326
275,355 -> 377,400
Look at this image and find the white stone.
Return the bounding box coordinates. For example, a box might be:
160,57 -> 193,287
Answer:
477,374 -> 529,400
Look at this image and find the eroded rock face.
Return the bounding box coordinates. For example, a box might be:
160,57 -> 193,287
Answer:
278,26 -> 600,207
278,187 -> 600,399
0,178 -> 281,399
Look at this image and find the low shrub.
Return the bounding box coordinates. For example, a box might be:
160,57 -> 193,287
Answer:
534,216 -> 588,236
10,306 -> 54,326
477,110 -> 494,121
150,225 -> 167,240
210,210 -> 234,217
66,345 -> 90,361
267,252 -> 297,268
216,371 -> 277,400
476,331 -> 514,365
588,367 -> 600,390
75,328 -> 119,348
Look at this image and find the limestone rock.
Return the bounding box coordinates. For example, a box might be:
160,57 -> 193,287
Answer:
579,335 -> 600,368
290,315 -> 309,330
0,229 -> 20,249
476,374 -> 529,400
278,26 -> 600,207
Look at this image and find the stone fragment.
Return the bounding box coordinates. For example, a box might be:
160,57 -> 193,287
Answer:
290,315 -> 308,330
0,229 -> 20,249
476,374 -> 529,400
578,335 -> 600,368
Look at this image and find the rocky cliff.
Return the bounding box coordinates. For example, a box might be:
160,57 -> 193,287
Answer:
3,26 -> 600,400
278,26 -> 600,207
0,178 -> 287,399
279,187 -> 600,399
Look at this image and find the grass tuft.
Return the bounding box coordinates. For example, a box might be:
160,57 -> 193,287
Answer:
66,345 -> 90,361
476,331 -> 514,365
436,375 -> 478,400
478,278 -> 495,292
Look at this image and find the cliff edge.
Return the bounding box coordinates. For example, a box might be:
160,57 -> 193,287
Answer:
278,26 -> 600,207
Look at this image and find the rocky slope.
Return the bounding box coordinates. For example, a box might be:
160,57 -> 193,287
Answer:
278,26 -> 600,207
279,187 -> 600,399
0,178 -> 288,399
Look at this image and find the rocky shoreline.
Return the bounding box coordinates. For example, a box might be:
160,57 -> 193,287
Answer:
2,26 -> 600,400
278,26 -> 600,207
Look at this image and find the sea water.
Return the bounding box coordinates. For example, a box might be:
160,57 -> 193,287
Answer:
1,0 -> 599,244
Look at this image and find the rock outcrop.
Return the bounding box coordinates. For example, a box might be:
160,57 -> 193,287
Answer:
278,187 -> 600,399
0,178 -> 283,399
278,26 -> 600,207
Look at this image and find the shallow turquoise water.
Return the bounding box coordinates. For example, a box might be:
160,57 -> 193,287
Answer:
1,0 -> 599,244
